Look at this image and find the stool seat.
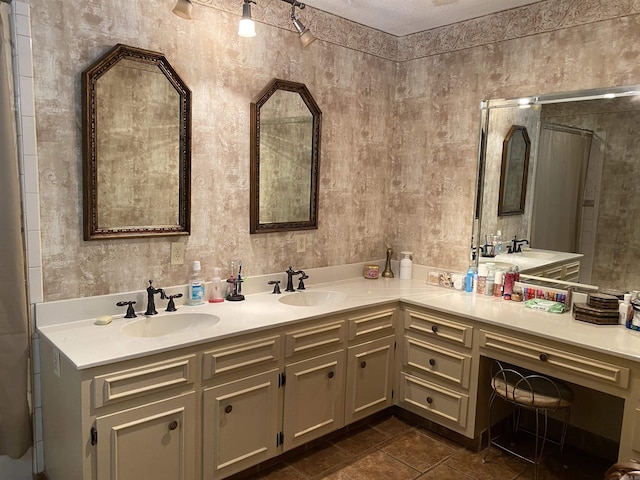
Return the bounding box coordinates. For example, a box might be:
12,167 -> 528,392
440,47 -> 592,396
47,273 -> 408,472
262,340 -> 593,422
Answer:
484,361 -> 573,480
492,372 -> 574,409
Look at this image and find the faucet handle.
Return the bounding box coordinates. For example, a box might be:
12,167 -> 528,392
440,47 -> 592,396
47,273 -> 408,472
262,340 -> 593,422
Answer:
116,300 -> 137,318
268,280 -> 281,294
165,293 -> 183,312
297,271 -> 309,290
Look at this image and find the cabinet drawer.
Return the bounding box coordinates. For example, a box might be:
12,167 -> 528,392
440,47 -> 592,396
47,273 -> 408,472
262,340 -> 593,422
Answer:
404,308 -> 472,348
404,335 -> 471,388
93,355 -> 196,408
479,330 -> 629,389
348,308 -> 396,342
400,373 -> 468,428
202,336 -> 281,380
285,321 -> 345,357
543,266 -> 563,280
564,261 -> 580,281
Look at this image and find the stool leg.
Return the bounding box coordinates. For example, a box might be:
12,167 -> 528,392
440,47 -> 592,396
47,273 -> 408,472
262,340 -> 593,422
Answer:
560,407 -> 570,454
483,391 -> 497,463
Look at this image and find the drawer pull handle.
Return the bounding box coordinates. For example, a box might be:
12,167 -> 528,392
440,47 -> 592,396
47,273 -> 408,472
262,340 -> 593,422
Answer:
426,396 -> 433,404
539,353 -> 549,362
225,405 -> 233,414
328,371 -> 335,379
428,358 -> 436,367
360,361 -> 367,369
168,420 -> 178,431
431,325 -> 438,334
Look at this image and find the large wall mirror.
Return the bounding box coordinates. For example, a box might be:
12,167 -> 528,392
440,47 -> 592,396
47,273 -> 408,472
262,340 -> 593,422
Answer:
82,44 -> 191,240
250,79 -> 322,233
473,85 -> 640,291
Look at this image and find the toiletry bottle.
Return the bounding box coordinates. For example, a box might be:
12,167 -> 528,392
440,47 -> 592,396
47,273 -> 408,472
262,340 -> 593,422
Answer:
209,267 -> 224,303
476,264 -> 488,295
621,293 -> 635,327
485,264 -> 495,296
189,260 -> 205,305
465,267 -> 474,293
493,269 -> 503,297
514,265 -> 520,283
495,230 -> 503,255
503,268 -> 514,297
400,251 -> 413,280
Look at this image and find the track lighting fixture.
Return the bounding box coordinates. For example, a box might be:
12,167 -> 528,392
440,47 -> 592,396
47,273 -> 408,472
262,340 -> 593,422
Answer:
173,0 -> 315,47
290,4 -> 316,48
172,0 -> 193,20
238,0 -> 257,37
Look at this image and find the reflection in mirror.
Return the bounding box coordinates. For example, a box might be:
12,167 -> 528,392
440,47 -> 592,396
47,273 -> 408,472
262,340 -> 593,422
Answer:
82,44 -> 191,239
250,79 -> 321,234
474,86 -> 640,291
498,125 -> 530,216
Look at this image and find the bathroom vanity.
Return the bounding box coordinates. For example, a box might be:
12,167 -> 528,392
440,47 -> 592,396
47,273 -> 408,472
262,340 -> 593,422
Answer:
37,276 -> 640,480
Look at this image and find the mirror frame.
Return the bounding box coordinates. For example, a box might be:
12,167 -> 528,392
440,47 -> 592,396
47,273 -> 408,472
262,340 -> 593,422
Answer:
472,84 -> 640,275
82,43 -> 191,240
497,125 -> 530,216
250,78 -> 322,234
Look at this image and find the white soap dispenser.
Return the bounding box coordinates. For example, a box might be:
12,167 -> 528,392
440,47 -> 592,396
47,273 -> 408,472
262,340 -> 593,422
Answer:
400,251 -> 413,280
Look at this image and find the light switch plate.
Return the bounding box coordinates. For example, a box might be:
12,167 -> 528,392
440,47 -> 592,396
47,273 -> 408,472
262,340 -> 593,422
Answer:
296,236 -> 305,253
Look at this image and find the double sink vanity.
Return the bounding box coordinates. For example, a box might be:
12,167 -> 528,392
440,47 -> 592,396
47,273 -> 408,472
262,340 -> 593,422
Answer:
36,265 -> 640,480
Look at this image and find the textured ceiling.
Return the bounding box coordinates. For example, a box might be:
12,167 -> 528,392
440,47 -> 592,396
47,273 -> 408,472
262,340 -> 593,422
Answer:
303,0 -> 542,36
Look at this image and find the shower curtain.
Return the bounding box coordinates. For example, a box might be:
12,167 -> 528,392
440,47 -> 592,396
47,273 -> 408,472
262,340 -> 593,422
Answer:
0,4 -> 31,459
530,125 -> 592,253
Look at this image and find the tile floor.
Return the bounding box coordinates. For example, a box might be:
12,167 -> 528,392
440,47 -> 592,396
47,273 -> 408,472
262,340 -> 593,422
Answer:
235,415 -> 611,480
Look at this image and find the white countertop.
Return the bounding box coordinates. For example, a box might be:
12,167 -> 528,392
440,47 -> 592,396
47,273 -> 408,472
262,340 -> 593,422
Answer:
479,248 -> 584,272
36,276 -> 640,370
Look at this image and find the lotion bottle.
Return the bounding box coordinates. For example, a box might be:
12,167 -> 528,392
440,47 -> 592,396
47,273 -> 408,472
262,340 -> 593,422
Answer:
189,261 -> 205,305
209,267 -> 224,303
400,251 -> 413,280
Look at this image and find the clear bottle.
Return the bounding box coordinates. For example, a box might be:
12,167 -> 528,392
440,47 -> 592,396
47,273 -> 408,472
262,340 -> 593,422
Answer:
503,268 -> 515,297
189,260 -> 205,306
208,267 -> 224,303
485,264 -> 495,296
400,251 -> 413,280
495,230 -> 503,255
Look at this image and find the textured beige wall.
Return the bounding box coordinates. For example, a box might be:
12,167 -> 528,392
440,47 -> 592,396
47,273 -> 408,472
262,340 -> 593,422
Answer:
30,0 -> 640,301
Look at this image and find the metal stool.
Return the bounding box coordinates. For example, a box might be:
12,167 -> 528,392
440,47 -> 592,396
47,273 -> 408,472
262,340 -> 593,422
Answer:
483,360 -> 574,479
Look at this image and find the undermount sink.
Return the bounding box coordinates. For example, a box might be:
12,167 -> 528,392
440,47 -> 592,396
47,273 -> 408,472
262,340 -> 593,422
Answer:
279,290 -> 348,307
120,312 -> 220,338
519,250 -> 554,259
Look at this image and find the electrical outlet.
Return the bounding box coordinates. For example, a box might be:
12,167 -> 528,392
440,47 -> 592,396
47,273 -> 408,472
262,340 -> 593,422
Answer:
171,242 -> 185,265
53,350 -> 60,378
296,236 -> 305,253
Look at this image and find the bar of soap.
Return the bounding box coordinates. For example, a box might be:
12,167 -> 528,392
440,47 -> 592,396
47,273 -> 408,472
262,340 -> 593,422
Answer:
95,315 -> 113,325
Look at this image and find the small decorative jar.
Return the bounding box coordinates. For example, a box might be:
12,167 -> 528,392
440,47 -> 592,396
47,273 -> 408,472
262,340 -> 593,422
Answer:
363,264 -> 379,279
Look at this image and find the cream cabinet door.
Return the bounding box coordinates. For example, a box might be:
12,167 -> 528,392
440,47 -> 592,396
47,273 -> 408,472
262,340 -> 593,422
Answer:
345,336 -> 395,424
95,391 -> 196,480
283,350 -> 345,450
202,369 -> 280,479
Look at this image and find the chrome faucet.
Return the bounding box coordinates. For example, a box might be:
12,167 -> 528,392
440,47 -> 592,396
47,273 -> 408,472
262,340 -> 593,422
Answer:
145,280 -> 166,315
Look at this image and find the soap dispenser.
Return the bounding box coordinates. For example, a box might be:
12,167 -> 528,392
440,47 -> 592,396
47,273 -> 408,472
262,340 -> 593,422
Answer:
399,252 -> 413,280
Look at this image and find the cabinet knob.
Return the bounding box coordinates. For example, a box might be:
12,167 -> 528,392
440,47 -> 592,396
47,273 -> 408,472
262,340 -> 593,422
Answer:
360,361 -> 367,369
431,325 -> 438,334
429,358 -> 436,367
328,371 -> 335,379
539,353 -> 549,362
168,420 -> 178,431
426,396 -> 433,404
225,405 -> 233,414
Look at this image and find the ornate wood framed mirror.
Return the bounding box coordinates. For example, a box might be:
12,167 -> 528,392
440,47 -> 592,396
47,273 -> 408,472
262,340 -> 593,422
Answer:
82,44 -> 191,240
498,125 -> 531,216
250,79 -> 322,234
